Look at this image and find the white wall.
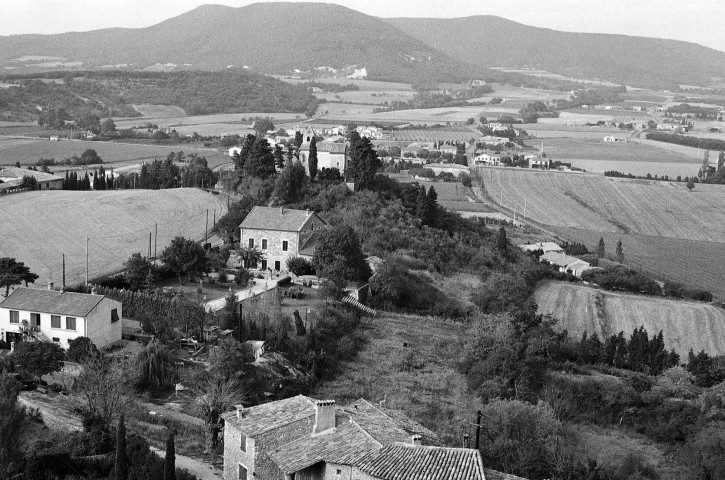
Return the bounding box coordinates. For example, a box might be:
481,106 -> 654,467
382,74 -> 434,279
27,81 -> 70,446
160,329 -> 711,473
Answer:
86,297 -> 123,349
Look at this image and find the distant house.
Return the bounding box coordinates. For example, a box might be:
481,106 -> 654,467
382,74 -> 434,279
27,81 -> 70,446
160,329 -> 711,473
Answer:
0,286 -> 122,349
239,207 -> 327,272
439,145 -> 458,155
222,395 -> 517,480
229,146 -> 243,157
603,136 -> 627,143
49,135 -> 59,141
527,156 -> 551,169
540,251 -> 594,277
479,136 -> 509,146
299,141 -> 347,172
474,153 -> 503,166
425,163 -> 469,177
519,242 -> 563,254
0,167 -> 64,194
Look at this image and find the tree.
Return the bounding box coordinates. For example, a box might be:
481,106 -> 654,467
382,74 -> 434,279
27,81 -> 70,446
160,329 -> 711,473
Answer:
124,252 -> 155,290
0,373 -> 27,480
312,224 -> 371,283
161,236 -> 210,285
596,237 -> 606,258
208,338 -> 255,380
252,117 -> 274,136
274,160 -> 307,204
237,246 -> 264,270
101,118 -> 116,134
244,135 -> 276,179
615,239 -> 624,263
496,226 -> 509,259
308,136 -> 318,180
80,148 -> 102,165
287,257 -> 315,276
115,414 -> 128,480
273,144 -> 285,169
11,341 -> 64,382
345,132 -> 382,191
0,257 -> 39,296
132,340 -> 176,391
190,374 -> 247,451
686,180 -> 695,191
66,337 -> 100,363
164,432 -> 176,480
75,355 -> 134,434
294,131 -> 304,148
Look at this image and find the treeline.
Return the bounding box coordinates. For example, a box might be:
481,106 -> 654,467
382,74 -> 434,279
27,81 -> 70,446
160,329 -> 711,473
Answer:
299,81 -> 359,92
646,132 -> 725,151
0,70 -> 319,123
580,266 -> 714,302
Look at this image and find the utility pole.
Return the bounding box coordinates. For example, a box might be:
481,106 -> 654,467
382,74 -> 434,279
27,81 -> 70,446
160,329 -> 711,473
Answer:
523,197 -> 527,220
85,236 -> 89,287
475,410 -> 482,450
205,209 -> 209,242
148,232 -> 152,258
62,253 -> 66,289
154,223 -> 158,259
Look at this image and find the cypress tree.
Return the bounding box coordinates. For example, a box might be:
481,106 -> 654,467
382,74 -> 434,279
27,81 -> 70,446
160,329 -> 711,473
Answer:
115,414 -> 127,480
308,136 -> 318,180
164,431 -> 176,480
274,144 -> 285,169
596,237 -> 606,258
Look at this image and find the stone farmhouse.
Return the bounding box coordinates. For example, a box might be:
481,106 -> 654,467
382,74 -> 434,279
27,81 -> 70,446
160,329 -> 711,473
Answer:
0,286 -> 122,349
240,207 -> 327,272
223,395 -> 523,480
299,141 -> 347,172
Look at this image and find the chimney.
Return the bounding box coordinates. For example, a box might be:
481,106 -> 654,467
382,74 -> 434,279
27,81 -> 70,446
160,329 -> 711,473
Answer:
463,434 -> 470,449
313,400 -> 336,435
411,434 -> 422,446
236,404 -> 245,420
48,282 -> 54,291
306,209 -> 311,216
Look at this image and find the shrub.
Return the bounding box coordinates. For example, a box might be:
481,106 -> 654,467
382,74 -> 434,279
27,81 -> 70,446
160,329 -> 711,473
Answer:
286,256 -> 315,276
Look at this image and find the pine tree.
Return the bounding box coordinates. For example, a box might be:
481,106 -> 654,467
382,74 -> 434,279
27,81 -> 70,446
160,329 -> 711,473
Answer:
274,144 -> 285,169
425,186 -> 439,226
308,136 -> 318,180
164,431 -> 176,480
115,414 -> 128,480
415,185 -> 430,221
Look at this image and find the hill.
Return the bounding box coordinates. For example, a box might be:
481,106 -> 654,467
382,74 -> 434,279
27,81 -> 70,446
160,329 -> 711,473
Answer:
0,189 -> 226,287
0,3 -> 485,84
388,16 -> 725,89
535,282 -> 725,356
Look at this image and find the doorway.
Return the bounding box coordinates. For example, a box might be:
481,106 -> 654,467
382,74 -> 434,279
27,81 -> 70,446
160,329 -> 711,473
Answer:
30,313 -> 41,328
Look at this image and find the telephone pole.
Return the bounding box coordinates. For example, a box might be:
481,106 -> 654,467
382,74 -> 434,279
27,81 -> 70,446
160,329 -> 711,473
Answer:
62,253 -> 66,289
85,236 -> 89,287
148,232 -> 152,258
205,209 -> 209,242
154,223 -> 158,259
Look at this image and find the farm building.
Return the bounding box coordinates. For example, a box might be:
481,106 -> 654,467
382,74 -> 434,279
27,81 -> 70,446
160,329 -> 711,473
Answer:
520,242 -> 564,254
540,251 -> 594,277
0,286 -> 122,349
222,395 -> 513,480
439,145 -> 458,154
239,206 -> 328,272
299,141 -> 347,172
603,136 -> 627,143
480,135 -> 509,146
229,146 -> 243,157
527,155 -> 551,169
425,163 -> 469,177
0,167 -> 64,194
474,153 -> 503,166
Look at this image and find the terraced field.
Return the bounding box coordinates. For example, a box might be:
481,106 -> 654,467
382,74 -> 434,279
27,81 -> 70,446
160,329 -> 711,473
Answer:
535,282 -> 725,356
0,189 -> 226,287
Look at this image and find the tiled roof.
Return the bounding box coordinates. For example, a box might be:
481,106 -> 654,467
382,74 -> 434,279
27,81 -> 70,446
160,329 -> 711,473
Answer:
240,206 -> 317,232
298,231 -> 321,257
319,142 -> 346,154
342,399 -> 413,445
267,418 -> 381,474
354,444 -> 486,480
0,287 -> 107,318
540,251 -> 588,269
483,469 -> 529,480
223,395 -> 316,436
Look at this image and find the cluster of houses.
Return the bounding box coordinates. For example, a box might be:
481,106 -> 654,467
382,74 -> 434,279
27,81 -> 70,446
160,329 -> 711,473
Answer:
519,242 -> 595,277
0,166 -> 64,195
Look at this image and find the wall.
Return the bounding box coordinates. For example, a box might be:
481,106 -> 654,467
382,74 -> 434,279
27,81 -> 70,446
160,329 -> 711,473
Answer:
253,416 -> 316,480
241,228 -> 300,272
223,423 -> 256,480
86,297 -> 123,349
0,307 -> 86,349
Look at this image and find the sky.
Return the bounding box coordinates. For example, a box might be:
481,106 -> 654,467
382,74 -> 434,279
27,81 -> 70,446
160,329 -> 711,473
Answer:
2,0 -> 724,53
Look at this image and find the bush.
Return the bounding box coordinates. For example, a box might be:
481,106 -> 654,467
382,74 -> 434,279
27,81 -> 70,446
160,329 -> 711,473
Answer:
234,268 -> 251,286
286,256 -> 315,276
218,270 -> 228,283
581,266 -> 661,295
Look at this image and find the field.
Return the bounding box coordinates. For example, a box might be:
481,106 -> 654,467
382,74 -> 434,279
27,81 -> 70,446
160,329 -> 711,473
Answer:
0,138 -> 230,169
474,169 -> 725,298
115,112 -> 305,136
320,104 -> 488,124
475,169 -> 725,242
0,189 -> 227,286
132,104 -> 186,117
392,128 -> 479,143
314,312 -> 477,445
315,90 -> 415,105
535,282 -> 725,356
390,173 -> 492,213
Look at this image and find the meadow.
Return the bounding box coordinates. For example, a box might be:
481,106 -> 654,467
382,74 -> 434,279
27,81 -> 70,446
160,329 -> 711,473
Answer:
535,137 -> 700,164
0,138 -> 230,169
535,282 -> 725,356
0,189 -> 227,286
132,104 -> 187,117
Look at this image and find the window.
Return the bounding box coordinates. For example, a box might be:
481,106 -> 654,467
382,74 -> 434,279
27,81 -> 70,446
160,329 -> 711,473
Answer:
311,222 -> 314,231
238,464 -> 248,480
274,261 -> 280,271
9,310 -> 19,324
282,240 -> 288,252
111,309 -> 119,323
66,317 -> 76,331
261,260 -> 267,270
261,238 -> 267,250
51,315 -> 61,329
248,238 -> 254,249
336,469 -> 342,475
52,337 -> 60,343
240,433 -> 246,452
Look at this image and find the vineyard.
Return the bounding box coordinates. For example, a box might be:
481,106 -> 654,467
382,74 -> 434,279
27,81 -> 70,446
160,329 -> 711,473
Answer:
0,189 -> 227,287
535,282 -> 725,356
392,128 -> 480,143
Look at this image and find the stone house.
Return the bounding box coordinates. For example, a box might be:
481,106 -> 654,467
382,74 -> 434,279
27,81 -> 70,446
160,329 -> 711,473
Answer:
223,395 -> 523,480
239,207 -> 327,272
0,286 -> 122,349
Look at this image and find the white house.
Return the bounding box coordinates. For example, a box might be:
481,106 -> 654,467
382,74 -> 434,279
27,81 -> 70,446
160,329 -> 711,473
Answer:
603,136 -> 627,143
229,146 -> 243,157
540,251 -> 594,277
0,287 -> 122,349
474,153 -> 503,166
299,141 -> 347,172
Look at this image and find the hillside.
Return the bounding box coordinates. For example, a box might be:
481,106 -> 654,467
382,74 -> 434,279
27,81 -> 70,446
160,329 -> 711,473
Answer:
0,189 -> 226,286
0,3 -> 485,84
535,282 -> 725,356
388,16 -> 725,89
